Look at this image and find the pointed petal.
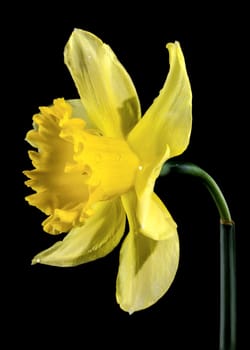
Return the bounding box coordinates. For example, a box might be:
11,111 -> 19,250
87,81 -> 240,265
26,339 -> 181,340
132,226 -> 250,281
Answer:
140,192 -> 177,240
64,29 -> 141,138
32,199 -> 126,267
134,146 -> 171,236
122,188 -> 176,240
117,191 -> 179,313
67,98 -> 95,129
116,226 -> 179,314
128,41 -> 192,160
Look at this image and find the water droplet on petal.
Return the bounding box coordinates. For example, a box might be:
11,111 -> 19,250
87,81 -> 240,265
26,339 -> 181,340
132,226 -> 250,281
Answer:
138,165 -> 143,171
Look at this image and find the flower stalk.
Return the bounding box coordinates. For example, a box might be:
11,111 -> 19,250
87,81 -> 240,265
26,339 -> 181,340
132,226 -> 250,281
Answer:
160,160 -> 236,350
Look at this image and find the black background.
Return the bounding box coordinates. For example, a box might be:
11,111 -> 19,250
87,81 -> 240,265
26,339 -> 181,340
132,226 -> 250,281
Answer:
6,2 -> 247,349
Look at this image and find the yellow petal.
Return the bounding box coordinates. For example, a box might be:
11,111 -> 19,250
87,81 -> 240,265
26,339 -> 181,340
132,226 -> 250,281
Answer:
117,192 -> 178,313
64,29 -> 141,138
140,192 -> 177,240
32,198 -> 126,267
134,145 -> 171,236
116,226 -> 179,314
67,98 -> 96,129
122,187 -> 176,240
128,41 -> 192,161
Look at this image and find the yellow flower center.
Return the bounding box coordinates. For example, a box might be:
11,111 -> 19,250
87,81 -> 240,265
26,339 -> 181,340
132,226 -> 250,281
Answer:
24,99 -> 139,234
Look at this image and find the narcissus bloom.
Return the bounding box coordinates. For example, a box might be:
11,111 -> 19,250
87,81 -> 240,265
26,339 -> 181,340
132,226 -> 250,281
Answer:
24,29 -> 192,313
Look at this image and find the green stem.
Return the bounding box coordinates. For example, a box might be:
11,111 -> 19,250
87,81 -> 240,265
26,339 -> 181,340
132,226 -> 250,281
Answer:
160,161 -> 236,350
160,161 -> 231,222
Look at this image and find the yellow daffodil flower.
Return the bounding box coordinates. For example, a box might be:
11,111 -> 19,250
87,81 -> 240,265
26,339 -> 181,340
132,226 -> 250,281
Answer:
24,29 -> 192,313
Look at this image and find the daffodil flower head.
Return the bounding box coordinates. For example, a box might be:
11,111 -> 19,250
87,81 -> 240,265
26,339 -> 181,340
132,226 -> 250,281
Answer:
24,29 -> 192,314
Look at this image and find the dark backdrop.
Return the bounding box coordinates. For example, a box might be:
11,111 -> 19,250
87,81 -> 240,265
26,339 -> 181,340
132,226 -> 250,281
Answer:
6,2 -> 246,349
